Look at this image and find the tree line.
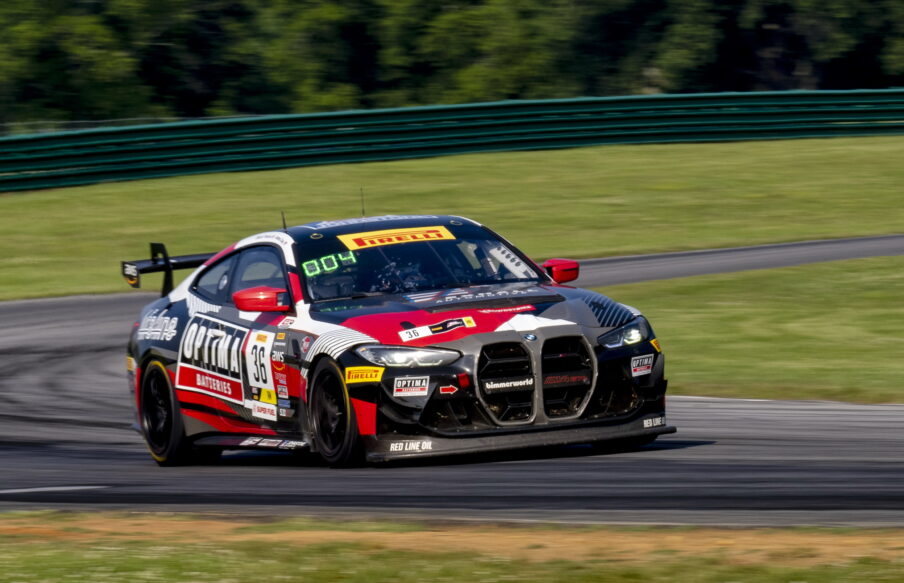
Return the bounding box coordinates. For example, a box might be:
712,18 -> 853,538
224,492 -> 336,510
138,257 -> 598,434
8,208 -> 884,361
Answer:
2,0 -> 902,128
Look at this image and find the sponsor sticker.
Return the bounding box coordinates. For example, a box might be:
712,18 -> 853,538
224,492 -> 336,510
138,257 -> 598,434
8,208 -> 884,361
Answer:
405,287 -> 543,305
277,385 -> 289,399
123,262 -> 139,286
338,225 -> 455,250
311,215 -> 438,229
276,332 -> 286,340
301,336 -> 313,353
345,366 -> 385,384
631,354 -> 654,377
278,440 -> 307,450
650,338 -> 662,352
389,440 -> 434,453
278,317 -> 295,329
176,315 -> 248,404
137,309 -> 179,342
398,316 -> 476,342
247,399 -> 277,421
438,385 -> 458,395
239,437 -> 262,446
543,374 -> 591,387
258,438 -> 283,447
478,305 -> 536,314
259,388 -> 277,405
483,377 -> 533,392
125,356 -> 136,373
393,376 -> 430,397
643,416 -> 665,428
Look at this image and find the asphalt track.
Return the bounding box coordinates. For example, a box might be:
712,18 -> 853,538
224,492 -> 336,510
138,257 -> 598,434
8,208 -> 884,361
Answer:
2,234 -> 904,525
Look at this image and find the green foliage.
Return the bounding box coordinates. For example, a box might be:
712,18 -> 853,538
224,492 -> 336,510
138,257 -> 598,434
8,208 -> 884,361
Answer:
2,0 -> 904,126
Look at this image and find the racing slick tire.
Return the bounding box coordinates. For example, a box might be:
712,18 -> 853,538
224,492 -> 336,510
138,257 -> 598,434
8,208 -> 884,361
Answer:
309,359 -> 363,467
139,360 -> 220,466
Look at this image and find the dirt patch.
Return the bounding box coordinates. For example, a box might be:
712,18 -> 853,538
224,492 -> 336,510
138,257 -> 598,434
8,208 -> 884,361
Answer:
3,512 -> 904,567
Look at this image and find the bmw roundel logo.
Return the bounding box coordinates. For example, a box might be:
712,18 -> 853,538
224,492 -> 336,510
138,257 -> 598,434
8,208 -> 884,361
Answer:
523,333 -> 538,341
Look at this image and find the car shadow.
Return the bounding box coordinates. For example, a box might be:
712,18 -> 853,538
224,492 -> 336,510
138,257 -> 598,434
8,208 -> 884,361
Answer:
211,438 -> 716,468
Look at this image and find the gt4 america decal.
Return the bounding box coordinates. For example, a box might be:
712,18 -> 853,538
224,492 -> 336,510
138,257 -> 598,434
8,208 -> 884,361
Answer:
176,315 -> 249,404
398,316 -> 476,342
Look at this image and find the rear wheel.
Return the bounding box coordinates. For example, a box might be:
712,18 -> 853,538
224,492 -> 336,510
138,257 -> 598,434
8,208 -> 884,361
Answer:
309,359 -> 362,466
140,360 -> 219,466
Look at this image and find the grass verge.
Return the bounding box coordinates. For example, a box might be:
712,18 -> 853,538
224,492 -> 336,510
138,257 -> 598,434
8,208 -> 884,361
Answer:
1,512 -> 903,582
596,256 -> 904,403
1,136 -> 903,300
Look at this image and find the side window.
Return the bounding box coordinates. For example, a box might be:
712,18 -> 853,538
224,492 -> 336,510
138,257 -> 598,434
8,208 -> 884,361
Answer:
193,256 -> 236,302
231,246 -> 288,295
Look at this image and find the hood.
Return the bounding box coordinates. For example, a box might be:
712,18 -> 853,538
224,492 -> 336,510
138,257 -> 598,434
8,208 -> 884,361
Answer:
310,283 -> 635,347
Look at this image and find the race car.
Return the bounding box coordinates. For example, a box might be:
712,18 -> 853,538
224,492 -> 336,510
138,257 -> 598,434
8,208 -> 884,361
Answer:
123,215 -> 673,466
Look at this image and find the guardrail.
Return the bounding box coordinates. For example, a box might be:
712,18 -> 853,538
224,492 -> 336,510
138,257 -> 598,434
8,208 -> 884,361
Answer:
3,89 -> 904,192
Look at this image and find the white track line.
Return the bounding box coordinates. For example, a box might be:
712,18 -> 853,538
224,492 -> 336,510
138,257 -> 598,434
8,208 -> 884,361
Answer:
0,486 -> 109,495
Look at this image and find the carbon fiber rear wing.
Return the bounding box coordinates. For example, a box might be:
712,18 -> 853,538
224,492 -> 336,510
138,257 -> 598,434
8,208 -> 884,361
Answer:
122,242 -> 214,296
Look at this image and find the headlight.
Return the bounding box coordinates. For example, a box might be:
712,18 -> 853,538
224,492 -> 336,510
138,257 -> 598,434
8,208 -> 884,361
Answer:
355,345 -> 461,367
598,317 -> 651,349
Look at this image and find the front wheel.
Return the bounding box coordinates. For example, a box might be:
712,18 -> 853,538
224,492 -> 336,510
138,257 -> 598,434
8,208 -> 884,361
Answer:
139,360 -> 219,466
309,359 -> 362,466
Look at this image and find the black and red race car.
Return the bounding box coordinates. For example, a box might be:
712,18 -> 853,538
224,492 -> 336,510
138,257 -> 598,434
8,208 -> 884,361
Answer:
123,215 -> 673,465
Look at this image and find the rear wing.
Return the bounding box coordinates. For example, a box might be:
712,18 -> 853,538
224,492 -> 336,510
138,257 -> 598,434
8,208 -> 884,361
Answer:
122,242 -> 214,296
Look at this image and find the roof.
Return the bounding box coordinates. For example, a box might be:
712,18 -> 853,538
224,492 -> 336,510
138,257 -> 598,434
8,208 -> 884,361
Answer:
286,214 -> 480,239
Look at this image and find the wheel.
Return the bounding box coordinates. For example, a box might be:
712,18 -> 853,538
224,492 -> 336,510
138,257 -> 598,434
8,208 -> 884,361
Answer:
139,360 -> 219,466
309,359 -> 362,466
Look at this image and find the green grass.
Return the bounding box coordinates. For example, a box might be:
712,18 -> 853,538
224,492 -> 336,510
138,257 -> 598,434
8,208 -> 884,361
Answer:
597,256 -> 904,403
233,516 -> 423,534
1,136 -> 903,300
0,538 -> 902,583
4,512 -> 904,582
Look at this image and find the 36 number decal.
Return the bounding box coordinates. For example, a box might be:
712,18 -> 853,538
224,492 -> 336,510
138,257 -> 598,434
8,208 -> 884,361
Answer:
244,331 -> 275,391
250,345 -> 269,384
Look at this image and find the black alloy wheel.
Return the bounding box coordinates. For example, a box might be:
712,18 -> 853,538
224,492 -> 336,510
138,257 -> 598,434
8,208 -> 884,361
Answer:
140,360 -> 219,466
141,362 -> 174,454
310,359 -> 361,466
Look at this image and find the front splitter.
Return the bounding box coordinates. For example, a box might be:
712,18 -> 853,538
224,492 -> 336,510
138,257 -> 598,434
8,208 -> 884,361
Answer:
363,413 -> 676,462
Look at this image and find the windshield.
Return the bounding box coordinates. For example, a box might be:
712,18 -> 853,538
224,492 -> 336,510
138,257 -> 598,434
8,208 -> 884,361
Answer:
295,223 -> 543,301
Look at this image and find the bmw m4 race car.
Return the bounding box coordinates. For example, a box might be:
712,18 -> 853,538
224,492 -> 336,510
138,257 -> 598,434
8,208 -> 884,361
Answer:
123,215 -> 673,466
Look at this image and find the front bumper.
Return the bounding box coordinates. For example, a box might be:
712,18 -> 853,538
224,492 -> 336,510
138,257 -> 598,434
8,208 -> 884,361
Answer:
362,409 -> 675,462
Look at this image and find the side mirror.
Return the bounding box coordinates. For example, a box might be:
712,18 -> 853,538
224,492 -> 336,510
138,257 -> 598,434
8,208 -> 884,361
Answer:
233,286 -> 291,312
542,258 -> 580,284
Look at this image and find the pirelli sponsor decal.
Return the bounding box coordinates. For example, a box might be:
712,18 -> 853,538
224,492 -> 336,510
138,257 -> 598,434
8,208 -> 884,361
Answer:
399,316 -> 476,342
338,226 -> 455,250
345,366 -> 385,384
176,315 -> 249,404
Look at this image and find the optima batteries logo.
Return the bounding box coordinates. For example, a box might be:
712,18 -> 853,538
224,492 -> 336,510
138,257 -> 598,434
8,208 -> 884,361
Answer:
338,226 -> 455,250
176,315 -> 249,403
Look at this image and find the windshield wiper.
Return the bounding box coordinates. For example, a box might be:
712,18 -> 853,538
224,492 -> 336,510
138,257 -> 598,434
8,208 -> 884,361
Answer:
318,292 -> 385,302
